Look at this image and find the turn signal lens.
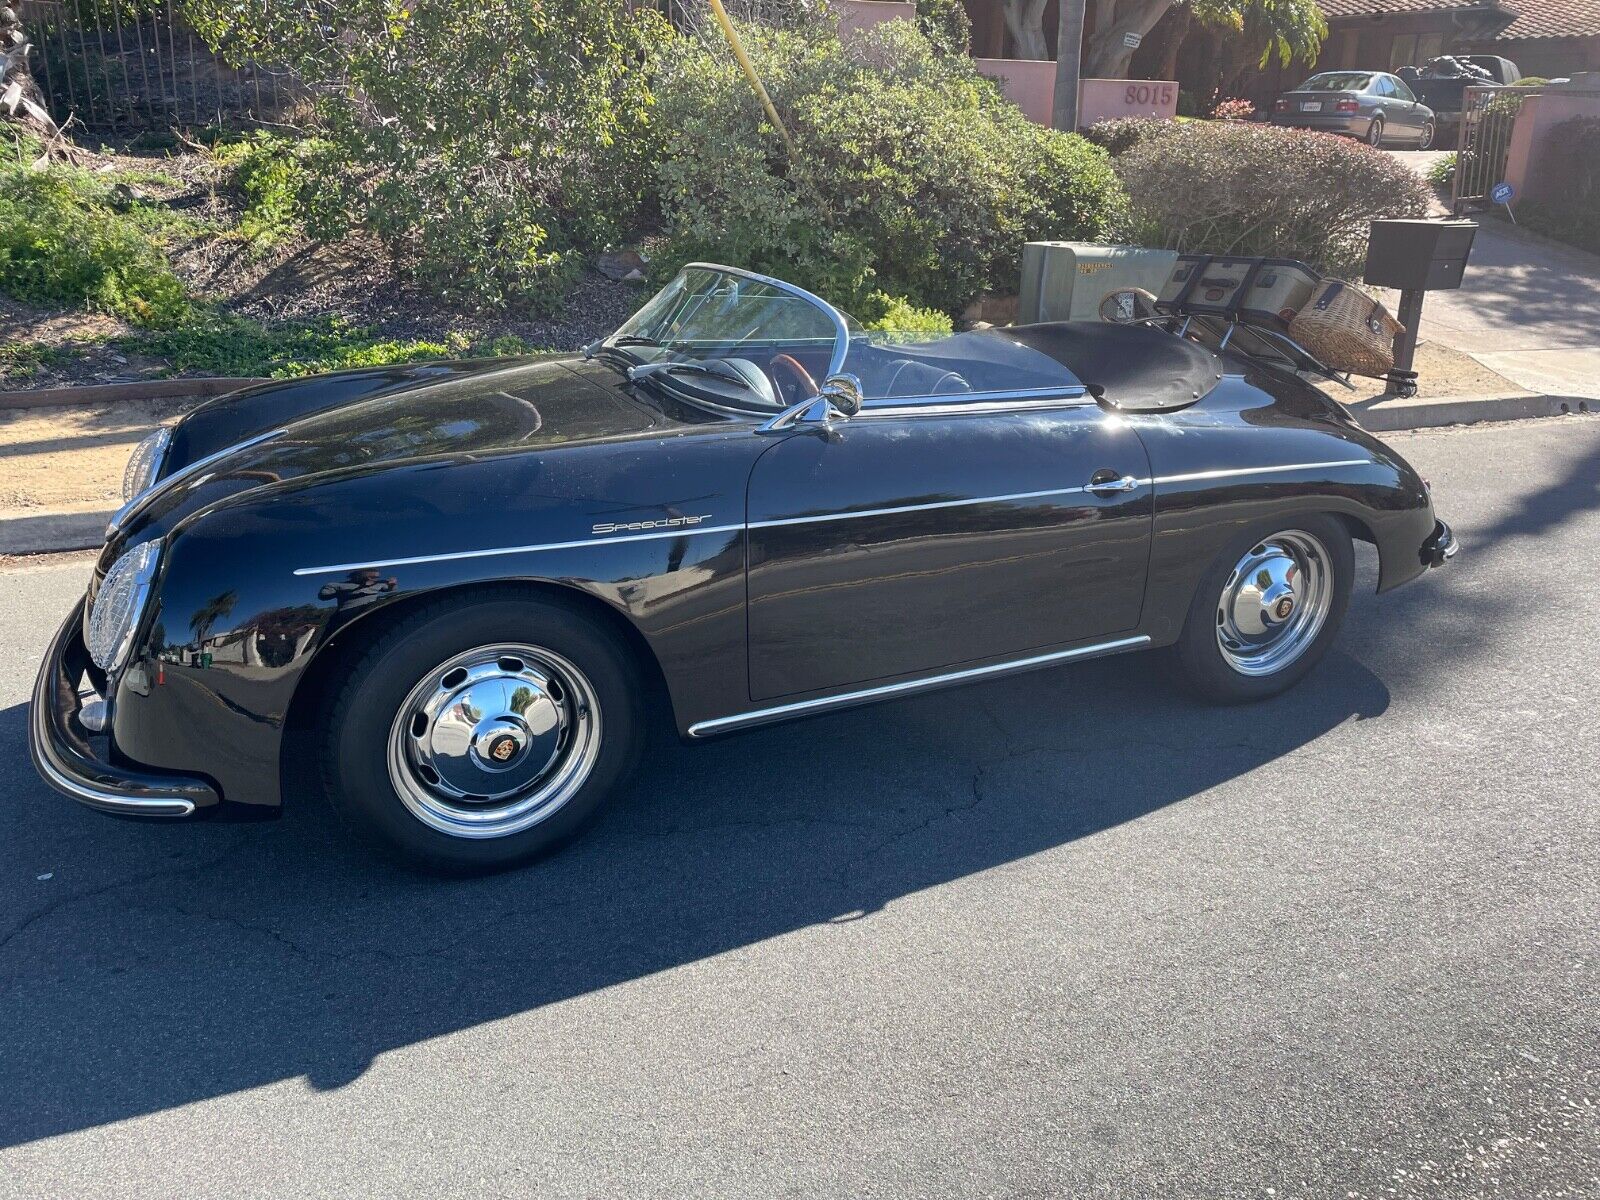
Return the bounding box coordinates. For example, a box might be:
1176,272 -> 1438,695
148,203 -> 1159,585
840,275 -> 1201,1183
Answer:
122,428 -> 172,502
86,538 -> 163,673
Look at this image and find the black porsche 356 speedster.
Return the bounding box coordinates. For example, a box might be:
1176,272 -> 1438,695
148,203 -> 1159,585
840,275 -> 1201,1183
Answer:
32,263 -> 1456,870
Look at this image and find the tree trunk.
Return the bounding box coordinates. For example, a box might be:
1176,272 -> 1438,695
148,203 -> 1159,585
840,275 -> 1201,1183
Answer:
1001,0 -> 1051,60
1155,4 -> 1192,81
1053,0 -> 1086,129
1083,0 -> 1177,78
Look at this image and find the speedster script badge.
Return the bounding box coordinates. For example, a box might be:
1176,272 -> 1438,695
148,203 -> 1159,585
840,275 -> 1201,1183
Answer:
591,515 -> 712,536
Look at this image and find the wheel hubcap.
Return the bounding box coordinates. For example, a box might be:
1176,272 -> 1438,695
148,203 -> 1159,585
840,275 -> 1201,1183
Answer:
387,643 -> 601,839
1216,531 -> 1332,676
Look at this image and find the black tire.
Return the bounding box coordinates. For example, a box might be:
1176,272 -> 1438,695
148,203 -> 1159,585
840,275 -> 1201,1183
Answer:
1173,515 -> 1354,705
321,593 -> 644,873
1366,116 -> 1385,147
1418,120 -> 1435,150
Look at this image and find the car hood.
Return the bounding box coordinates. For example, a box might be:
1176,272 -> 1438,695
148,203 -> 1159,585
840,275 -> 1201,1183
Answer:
113,356 -> 742,547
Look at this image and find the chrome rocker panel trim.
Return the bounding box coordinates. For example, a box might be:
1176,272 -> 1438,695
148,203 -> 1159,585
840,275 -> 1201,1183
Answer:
688,635 -> 1153,737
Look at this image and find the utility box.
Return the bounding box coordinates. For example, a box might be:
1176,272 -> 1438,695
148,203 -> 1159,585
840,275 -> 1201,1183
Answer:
1020,242 -> 1178,324
1363,219 -> 1477,291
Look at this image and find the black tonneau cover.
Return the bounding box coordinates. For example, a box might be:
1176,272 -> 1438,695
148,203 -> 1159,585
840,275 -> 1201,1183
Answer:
1005,322 -> 1223,412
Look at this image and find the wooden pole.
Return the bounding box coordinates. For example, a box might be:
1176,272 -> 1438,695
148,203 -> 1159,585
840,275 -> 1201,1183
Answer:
705,0 -> 796,158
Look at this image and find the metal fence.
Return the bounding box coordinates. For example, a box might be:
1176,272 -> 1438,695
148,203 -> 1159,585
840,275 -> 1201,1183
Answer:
17,0 -> 297,132
1453,85 -> 1528,213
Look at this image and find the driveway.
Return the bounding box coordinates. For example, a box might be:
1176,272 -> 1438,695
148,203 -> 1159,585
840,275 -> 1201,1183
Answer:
1388,149 -> 1600,399
1,418 -> 1597,1197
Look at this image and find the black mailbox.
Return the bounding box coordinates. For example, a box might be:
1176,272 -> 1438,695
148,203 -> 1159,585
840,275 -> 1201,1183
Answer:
1363,219 -> 1477,291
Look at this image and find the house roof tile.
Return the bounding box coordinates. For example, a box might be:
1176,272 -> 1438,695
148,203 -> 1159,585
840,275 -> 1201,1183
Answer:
1317,0 -> 1600,40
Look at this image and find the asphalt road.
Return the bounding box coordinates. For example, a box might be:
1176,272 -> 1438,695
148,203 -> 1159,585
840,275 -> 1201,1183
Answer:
1,418 -> 1596,1199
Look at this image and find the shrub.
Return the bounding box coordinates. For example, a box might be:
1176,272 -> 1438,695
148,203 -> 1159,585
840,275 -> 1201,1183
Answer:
651,19 -> 1123,315
126,311 -> 544,379
185,0 -> 669,312
1084,117 -> 1183,156
211,132 -> 342,248
1211,98 -> 1257,121
1427,152 -> 1457,188
1114,122 -> 1432,277
0,156 -> 188,327
859,293 -> 954,333
915,0 -> 972,55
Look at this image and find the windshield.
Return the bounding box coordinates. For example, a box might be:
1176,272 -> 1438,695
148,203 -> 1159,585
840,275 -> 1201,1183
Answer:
599,265 -> 847,411
1298,72 -> 1374,92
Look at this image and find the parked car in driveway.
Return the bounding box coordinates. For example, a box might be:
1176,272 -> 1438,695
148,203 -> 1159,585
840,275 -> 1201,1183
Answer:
31,264 -> 1458,872
1272,70 -> 1436,148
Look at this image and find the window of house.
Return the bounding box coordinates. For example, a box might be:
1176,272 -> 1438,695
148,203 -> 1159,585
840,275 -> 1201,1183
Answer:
1417,32 -> 1446,63
1389,34 -> 1419,69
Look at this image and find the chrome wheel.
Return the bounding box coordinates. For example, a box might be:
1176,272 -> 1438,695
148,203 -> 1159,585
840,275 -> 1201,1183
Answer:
1215,530 -> 1333,677
1366,118 -> 1384,146
386,643 -> 601,839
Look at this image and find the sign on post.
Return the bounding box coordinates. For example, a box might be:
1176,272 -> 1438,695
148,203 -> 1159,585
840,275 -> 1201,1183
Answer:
1490,181 -> 1516,223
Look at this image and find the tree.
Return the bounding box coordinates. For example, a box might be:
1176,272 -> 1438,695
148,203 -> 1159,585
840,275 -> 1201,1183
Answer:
1053,0 -> 1086,129
1090,0 -> 1324,82
1001,0 -> 1051,59
1084,0 -> 1177,78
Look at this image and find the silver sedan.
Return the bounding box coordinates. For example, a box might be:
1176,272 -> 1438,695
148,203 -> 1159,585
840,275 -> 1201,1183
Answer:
1271,70 -> 1436,148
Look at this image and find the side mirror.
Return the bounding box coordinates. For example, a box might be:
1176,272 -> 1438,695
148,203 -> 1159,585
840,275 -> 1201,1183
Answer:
819,372 -> 864,418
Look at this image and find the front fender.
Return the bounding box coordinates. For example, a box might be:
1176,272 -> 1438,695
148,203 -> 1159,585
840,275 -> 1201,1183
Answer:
109,436 -> 761,812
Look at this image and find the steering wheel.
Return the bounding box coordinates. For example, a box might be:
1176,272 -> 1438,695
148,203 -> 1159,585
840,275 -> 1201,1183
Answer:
768,354 -> 819,405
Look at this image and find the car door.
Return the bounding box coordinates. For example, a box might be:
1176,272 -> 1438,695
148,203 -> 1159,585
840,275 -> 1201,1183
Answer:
744,399 -> 1153,702
1390,74 -> 1425,137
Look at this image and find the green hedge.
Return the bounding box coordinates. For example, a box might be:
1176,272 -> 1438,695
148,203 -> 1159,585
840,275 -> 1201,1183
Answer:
651,19 -> 1124,315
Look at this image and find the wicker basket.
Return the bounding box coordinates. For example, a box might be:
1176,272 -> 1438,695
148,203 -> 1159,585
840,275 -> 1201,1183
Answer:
1288,281 -> 1402,378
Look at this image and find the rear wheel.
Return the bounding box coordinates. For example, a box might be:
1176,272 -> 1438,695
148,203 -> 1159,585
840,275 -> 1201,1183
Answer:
1174,516 -> 1353,704
1366,116 -> 1385,146
321,594 -> 643,872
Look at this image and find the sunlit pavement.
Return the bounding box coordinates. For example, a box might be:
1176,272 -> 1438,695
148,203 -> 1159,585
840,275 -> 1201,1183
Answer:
1,417 -> 1596,1198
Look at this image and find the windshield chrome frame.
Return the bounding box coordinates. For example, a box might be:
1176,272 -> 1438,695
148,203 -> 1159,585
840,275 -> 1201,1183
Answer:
604,262 -> 852,380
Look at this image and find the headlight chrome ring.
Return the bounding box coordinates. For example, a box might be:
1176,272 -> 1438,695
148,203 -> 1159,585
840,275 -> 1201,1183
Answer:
122,428 -> 172,503
86,538 -> 164,674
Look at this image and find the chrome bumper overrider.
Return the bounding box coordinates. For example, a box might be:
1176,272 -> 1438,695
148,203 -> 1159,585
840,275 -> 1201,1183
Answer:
1421,519 -> 1459,568
29,602 -> 218,819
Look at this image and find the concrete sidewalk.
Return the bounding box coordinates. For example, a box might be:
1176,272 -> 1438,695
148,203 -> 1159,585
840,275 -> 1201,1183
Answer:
1391,150 -> 1600,400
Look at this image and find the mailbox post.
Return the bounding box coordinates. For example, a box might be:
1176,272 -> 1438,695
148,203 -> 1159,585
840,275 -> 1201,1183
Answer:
1363,219 -> 1477,397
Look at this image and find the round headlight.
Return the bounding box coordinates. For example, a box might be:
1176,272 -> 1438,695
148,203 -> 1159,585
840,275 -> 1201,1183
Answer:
86,538 -> 164,673
122,428 -> 172,502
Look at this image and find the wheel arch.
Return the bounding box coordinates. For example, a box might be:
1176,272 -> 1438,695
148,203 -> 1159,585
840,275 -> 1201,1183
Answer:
282,578 -> 675,775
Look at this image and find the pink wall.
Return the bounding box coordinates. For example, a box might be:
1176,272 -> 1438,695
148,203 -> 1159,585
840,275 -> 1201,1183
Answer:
1504,90 -> 1600,206
837,0 -> 916,36
972,60 -> 1180,128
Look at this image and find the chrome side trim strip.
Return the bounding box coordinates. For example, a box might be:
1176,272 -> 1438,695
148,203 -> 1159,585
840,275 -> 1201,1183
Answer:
749,485 -> 1090,529
1147,459 -> 1370,487
290,461 -> 1372,577
688,635 -> 1152,737
292,523 -> 746,577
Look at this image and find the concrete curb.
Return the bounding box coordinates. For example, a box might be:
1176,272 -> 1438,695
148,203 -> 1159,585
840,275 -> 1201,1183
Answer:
0,510 -> 114,557
1346,392 -> 1594,432
0,378 -> 271,411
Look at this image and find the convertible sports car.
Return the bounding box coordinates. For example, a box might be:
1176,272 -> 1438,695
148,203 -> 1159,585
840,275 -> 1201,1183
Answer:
32,263 -> 1457,870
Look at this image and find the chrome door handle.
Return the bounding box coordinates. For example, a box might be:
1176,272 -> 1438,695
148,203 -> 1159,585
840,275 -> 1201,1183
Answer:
1087,473 -> 1140,496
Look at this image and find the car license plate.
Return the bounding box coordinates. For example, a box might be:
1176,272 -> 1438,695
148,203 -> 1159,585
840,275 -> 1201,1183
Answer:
1301,101 -> 1323,112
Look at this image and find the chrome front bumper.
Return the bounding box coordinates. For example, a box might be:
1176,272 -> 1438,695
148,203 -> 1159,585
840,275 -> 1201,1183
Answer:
1421,519 -> 1459,568
29,602 -> 219,819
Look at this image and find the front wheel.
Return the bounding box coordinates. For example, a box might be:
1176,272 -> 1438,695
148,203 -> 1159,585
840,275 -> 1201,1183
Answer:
1366,116 -> 1385,147
321,594 -> 643,872
1418,119 -> 1435,150
1173,516 -> 1354,704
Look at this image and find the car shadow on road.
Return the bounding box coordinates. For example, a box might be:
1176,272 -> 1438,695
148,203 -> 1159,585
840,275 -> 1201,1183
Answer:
0,643 -> 1391,1148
